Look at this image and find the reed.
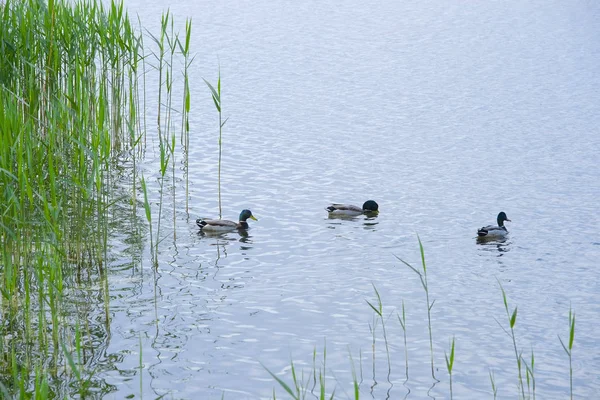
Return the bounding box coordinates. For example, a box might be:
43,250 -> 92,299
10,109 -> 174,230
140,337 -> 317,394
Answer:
396,236 -> 437,380
204,70 -> 228,219
180,19 -> 192,214
265,346 -> 360,400
497,281 -> 525,398
558,307 -> 575,400
522,350 -> 536,399
265,241 -> 580,399
397,300 -> 409,379
366,284 -> 392,378
489,369 -> 498,399
444,336 -> 456,400
0,0 -> 184,396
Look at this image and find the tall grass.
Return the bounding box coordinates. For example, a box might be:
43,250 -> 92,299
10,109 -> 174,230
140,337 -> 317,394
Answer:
558,308 -> 575,400
0,0 -> 189,396
396,236 -> 437,380
204,70 -> 227,219
366,284 -> 391,379
497,281 -> 525,398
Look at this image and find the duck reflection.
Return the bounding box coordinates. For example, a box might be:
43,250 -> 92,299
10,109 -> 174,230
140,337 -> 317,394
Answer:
197,228 -> 253,249
476,236 -> 511,255
327,212 -> 379,230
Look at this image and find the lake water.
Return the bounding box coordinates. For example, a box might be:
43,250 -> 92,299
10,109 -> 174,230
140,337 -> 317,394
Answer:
101,0 -> 599,398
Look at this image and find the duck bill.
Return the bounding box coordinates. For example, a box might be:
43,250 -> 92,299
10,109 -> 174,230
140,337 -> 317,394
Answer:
250,215 -> 258,221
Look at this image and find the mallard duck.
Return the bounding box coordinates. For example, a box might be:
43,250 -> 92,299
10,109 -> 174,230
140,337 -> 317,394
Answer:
196,209 -> 257,231
326,200 -> 379,216
477,212 -> 511,237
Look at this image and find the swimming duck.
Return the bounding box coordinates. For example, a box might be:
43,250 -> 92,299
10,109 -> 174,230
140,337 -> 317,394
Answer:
196,209 -> 257,231
326,200 -> 379,216
477,212 -> 511,237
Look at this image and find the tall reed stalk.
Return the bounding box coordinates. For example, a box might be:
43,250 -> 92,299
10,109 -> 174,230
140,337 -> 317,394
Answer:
366,284 -> 392,379
397,300 -> 409,379
204,70 -> 228,219
396,236 -> 437,380
180,19 -> 192,214
558,308 -> 575,400
496,282 -> 525,398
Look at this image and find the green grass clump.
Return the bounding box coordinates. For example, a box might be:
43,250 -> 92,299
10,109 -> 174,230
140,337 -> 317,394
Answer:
0,0 -> 146,396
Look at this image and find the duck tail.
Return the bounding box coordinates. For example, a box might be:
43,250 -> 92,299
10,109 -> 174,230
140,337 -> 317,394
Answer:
477,228 -> 488,237
196,218 -> 207,229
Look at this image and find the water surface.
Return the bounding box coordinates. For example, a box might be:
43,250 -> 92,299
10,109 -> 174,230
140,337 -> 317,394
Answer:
102,0 -> 600,398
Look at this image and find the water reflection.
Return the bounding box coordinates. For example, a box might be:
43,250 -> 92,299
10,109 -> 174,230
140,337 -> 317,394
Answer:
326,213 -> 379,231
198,229 -> 253,244
476,236 -> 511,255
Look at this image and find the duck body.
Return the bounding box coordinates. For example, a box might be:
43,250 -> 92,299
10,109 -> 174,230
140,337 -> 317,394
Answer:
196,209 -> 257,232
477,212 -> 510,238
326,200 -> 379,216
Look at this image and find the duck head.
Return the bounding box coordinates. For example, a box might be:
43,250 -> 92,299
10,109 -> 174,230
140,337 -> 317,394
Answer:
239,209 -> 258,222
362,200 -> 379,213
497,212 -> 511,227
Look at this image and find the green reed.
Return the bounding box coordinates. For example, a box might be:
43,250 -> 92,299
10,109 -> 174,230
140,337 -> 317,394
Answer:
0,0 -> 152,396
396,235 -> 437,380
444,336 -> 456,400
489,369 -> 498,399
523,350 -> 536,399
144,10 -> 193,251
558,307 -> 575,400
397,300 -> 409,379
265,242 -> 580,399
265,345 -> 361,400
180,19 -> 192,214
497,281 -> 525,398
204,70 -> 227,219
366,284 -> 391,378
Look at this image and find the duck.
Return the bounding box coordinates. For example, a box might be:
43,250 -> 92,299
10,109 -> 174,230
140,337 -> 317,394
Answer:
196,209 -> 257,231
326,200 -> 379,216
477,212 -> 511,237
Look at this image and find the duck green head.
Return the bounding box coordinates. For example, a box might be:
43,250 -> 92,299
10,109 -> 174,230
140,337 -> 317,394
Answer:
497,212 -> 510,226
239,209 -> 258,222
362,200 -> 379,213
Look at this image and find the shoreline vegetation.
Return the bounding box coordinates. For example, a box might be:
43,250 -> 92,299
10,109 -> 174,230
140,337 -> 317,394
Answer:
0,0 -> 192,396
0,0 -> 577,399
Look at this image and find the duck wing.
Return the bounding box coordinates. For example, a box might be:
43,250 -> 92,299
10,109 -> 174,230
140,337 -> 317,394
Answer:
477,225 -> 507,237
196,218 -> 237,229
326,204 -> 362,214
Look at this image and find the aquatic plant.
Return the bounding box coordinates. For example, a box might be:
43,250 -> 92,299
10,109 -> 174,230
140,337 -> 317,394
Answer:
366,284 -> 391,379
0,0 -> 191,396
445,336 -> 456,400
396,236 -> 437,380
558,307 -> 575,400
397,300 -> 409,379
264,345 -> 361,400
204,70 -> 228,219
265,241 -> 579,400
497,281 -> 525,398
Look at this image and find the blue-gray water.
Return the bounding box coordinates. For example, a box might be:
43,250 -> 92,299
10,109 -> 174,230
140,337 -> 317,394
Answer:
103,1 -> 599,398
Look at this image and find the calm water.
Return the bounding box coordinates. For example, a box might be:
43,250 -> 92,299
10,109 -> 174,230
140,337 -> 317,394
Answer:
101,0 -> 599,398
